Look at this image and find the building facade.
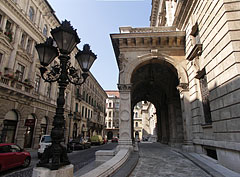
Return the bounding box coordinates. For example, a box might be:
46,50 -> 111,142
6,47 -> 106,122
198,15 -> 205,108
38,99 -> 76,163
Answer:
0,0 -> 106,149
111,0 -> 240,173
105,90 -> 120,140
133,101 -> 157,142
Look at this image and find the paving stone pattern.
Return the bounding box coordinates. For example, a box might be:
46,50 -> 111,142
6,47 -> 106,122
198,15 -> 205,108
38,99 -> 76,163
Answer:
130,143 -> 211,177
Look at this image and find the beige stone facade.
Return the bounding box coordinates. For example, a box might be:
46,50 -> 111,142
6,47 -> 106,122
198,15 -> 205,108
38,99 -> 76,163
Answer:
111,0 -> 240,173
105,90 -> 120,139
0,0 -> 106,149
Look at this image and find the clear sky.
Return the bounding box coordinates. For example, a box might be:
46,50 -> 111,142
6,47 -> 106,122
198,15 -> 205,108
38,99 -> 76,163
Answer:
47,0 -> 151,90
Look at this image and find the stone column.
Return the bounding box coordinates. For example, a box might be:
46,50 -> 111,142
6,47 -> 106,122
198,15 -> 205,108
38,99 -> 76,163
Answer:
178,83 -> 194,152
117,84 -> 133,149
7,26 -> 22,71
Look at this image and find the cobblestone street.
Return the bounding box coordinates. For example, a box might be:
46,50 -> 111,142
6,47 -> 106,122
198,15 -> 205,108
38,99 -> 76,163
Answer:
130,143 -> 211,177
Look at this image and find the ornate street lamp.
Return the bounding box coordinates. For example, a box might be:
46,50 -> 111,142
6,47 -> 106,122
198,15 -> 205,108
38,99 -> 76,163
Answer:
35,20 -> 97,170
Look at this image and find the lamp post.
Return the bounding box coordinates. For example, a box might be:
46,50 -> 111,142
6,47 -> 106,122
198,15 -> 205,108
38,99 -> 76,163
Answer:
35,20 -> 96,170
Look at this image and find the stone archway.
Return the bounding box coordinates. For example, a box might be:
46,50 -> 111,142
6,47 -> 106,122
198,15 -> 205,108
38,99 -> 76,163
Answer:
130,59 -> 184,147
111,28 -> 193,150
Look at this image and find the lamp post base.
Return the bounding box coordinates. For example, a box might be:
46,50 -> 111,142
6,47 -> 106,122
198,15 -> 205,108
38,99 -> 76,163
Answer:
32,164 -> 74,177
37,143 -> 70,170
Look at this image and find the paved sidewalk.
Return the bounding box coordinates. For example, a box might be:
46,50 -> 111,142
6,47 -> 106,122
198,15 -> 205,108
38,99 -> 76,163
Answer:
130,142 -> 211,177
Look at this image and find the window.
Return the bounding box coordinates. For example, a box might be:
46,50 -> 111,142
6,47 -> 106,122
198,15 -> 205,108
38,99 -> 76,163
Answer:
135,112 -> 138,118
5,20 -> 11,31
15,63 -> 25,81
20,33 -> 26,48
88,109 -> 90,119
43,25 -> 48,37
0,145 -> 11,153
10,144 -> 21,152
199,73 -> 212,124
82,106 -> 84,117
108,121 -> 111,128
75,103 -> 78,112
29,7 -> 35,21
26,38 -> 32,53
135,122 -> 138,127
34,75 -> 40,93
109,111 -> 112,117
109,102 -> 112,108
85,108 -> 87,118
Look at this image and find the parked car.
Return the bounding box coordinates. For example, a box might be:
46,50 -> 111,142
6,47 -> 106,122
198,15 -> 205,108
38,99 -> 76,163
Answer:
0,143 -> 31,172
38,135 -> 51,159
111,137 -> 118,143
67,138 -> 91,151
90,135 -> 104,145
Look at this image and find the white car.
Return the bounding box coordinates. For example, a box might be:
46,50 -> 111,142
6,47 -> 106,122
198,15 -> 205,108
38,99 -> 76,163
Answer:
38,135 -> 51,159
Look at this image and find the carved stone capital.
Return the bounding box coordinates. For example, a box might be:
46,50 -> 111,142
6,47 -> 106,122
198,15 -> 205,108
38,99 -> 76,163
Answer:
118,84 -> 132,91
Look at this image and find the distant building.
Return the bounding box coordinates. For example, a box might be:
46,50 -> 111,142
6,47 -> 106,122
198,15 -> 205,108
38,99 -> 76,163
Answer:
133,101 -> 157,142
105,90 -> 120,139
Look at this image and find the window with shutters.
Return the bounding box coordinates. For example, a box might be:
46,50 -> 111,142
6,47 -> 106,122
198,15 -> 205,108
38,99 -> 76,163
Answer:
199,74 -> 212,124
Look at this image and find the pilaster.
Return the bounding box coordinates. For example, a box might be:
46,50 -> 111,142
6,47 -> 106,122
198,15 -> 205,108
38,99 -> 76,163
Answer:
117,84 -> 133,149
7,26 -> 22,71
177,83 -> 194,152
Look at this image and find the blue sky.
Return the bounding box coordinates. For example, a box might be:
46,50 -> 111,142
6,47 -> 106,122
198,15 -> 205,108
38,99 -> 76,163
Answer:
47,0 -> 151,90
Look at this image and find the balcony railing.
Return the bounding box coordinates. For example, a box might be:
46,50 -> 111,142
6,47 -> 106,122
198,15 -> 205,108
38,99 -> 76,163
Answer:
0,75 -> 34,94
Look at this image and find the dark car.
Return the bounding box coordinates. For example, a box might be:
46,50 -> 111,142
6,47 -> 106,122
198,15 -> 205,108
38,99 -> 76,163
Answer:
67,138 -> 91,151
111,137 -> 118,143
0,143 -> 31,172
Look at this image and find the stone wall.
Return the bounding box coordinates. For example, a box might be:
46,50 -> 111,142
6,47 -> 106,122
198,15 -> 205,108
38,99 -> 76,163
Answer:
182,0 -> 240,173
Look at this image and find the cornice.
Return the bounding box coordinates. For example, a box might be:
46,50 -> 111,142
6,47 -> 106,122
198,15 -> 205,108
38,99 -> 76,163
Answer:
173,0 -> 198,30
150,0 -> 160,27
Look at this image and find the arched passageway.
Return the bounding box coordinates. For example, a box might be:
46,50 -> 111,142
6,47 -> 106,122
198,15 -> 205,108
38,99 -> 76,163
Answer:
131,60 -> 184,147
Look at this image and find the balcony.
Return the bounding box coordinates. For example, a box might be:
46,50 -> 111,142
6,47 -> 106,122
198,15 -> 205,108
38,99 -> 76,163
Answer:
0,74 -> 34,98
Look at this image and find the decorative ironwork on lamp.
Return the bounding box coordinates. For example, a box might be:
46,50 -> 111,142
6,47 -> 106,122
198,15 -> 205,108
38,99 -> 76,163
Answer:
35,20 -> 97,170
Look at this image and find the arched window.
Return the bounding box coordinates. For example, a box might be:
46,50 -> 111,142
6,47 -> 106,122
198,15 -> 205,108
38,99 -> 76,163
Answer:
24,114 -> 36,148
1,110 -> 18,143
135,122 -> 138,127
43,25 -> 48,37
135,112 -> 138,118
28,7 -> 35,21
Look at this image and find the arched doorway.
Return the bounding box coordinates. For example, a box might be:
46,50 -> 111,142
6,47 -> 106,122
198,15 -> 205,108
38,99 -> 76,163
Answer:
107,131 -> 113,140
130,60 -> 184,147
1,110 -> 18,143
24,114 -> 36,148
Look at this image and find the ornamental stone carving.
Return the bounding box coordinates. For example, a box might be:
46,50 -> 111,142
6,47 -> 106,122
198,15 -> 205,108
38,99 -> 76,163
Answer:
118,53 -> 128,74
120,110 -> 129,121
